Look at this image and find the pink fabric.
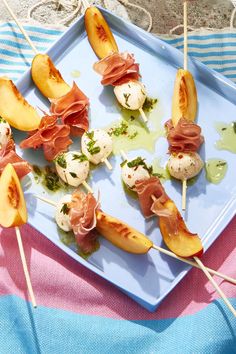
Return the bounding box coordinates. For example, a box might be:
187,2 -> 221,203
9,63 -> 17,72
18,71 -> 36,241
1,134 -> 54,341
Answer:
0,219 -> 235,320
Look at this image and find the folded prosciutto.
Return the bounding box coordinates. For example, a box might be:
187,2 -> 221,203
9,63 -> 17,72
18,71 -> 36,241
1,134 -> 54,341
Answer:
69,190 -> 100,254
50,82 -> 89,137
165,118 -> 204,154
135,177 -> 170,218
93,52 -> 140,86
0,140 -> 31,179
20,115 -> 72,161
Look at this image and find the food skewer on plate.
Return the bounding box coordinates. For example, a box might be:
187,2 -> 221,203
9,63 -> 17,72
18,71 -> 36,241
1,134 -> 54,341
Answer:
2,0 -> 113,171
166,1 -> 204,210
0,164 -> 36,308
84,6 -> 148,123
35,193 -> 236,285
120,149 -> 236,316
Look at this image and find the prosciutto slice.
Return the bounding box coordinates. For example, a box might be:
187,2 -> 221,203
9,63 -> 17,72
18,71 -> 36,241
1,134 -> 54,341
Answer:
20,115 -> 72,161
135,177 -> 169,218
50,82 -> 89,137
93,52 -> 140,86
69,191 -> 100,254
0,140 -> 31,179
165,118 -> 204,153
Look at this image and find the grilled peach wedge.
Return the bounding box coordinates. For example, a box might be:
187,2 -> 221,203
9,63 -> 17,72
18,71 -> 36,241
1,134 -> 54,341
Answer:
172,69 -> 198,127
0,164 -> 27,228
0,77 -> 41,131
159,199 -> 203,258
31,54 -> 71,99
96,211 -> 153,254
85,6 -> 118,59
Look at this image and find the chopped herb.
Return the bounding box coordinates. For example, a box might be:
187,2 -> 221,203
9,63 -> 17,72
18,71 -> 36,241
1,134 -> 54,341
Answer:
44,167 -> 60,191
120,160 -> 127,168
88,146 -> 101,155
60,203 -> 70,215
128,84 -> 131,88
152,172 -> 164,179
216,161 -> 227,167
141,89 -> 146,96
55,153 -> 67,169
123,93 -> 131,107
221,127 -> 227,131
86,131 -> 94,140
69,172 -> 77,178
233,122 -> 236,134
0,116 -> 6,124
143,97 -> 158,112
128,131 -> 138,140
130,115 -> 135,121
32,165 -> 42,176
109,121 -> 128,137
127,156 -> 152,174
72,153 -> 88,162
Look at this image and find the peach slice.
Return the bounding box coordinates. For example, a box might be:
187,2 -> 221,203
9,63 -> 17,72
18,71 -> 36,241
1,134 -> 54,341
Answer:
0,77 -> 41,131
96,211 -> 153,254
159,199 -> 203,258
31,54 -> 71,99
171,69 -> 198,127
0,164 -> 27,228
85,7 -> 118,59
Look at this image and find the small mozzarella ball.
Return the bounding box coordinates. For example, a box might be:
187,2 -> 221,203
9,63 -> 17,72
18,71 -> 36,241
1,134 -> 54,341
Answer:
0,118 -> 11,151
167,152 -> 204,180
55,151 -> 89,187
81,129 -> 113,165
114,80 -> 147,110
121,160 -> 150,189
55,194 -> 72,232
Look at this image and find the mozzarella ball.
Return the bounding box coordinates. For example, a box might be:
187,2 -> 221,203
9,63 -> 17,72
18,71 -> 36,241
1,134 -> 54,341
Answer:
55,151 -> 89,187
114,80 -> 147,110
167,152 -> 204,180
0,118 -> 11,152
81,129 -> 113,165
55,194 -> 72,232
121,159 -> 150,189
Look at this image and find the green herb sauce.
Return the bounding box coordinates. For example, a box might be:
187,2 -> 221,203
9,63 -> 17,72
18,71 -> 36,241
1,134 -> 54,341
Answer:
215,122 -> 236,153
205,159 -> 228,184
105,97 -> 164,155
32,165 -> 69,193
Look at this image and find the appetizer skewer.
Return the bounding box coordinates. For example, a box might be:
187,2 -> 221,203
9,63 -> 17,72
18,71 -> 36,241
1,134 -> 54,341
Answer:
167,1 -> 204,210
35,193 -> 236,285
2,2 -> 112,171
84,6 -> 148,123
120,150 -> 236,317
0,164 -> 36,307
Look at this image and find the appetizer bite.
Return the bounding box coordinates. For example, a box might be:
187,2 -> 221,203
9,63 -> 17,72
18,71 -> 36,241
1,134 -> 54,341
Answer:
85,6 -> 148,122
81,129 -> 113,167
120,151 -> 203,258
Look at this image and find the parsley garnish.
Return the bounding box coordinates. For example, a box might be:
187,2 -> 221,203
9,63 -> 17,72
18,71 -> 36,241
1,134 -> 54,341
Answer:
60,203 -> 70,215
55,153 -> 67,169
128,131 -> 138,140
0,116 -> 6,124
233,122 -> 236,134
120,160 -> 127,168
72,153 -> 88,162
86,131 -> 101,155
216,161 -> 227,167
127,157 -> 152,174
109,121 -> 128,137
123,93 -> 131,107
143,97 -> 158,112
69,172 -> 77,178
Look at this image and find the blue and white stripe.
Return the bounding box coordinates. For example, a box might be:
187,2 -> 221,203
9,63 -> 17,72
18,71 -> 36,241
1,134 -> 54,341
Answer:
1,22 -> 236,83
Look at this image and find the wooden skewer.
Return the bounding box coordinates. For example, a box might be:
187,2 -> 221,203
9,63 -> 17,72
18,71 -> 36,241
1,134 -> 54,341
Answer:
2,0 -> 38,55
139,108 -> 148,124
81,0 -> 90,10
182,179 -> 187,210
183,1 -> 188,71
34,194 -> 236,285
102,158 -> 113,171
82,181 -> 93,193
15,227 -> 37,308
181,0 -> 188,210
194,256 -> 236,317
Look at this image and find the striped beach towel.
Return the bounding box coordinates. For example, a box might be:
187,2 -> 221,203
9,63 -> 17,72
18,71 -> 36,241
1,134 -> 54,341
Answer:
1,22 -> 236,83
